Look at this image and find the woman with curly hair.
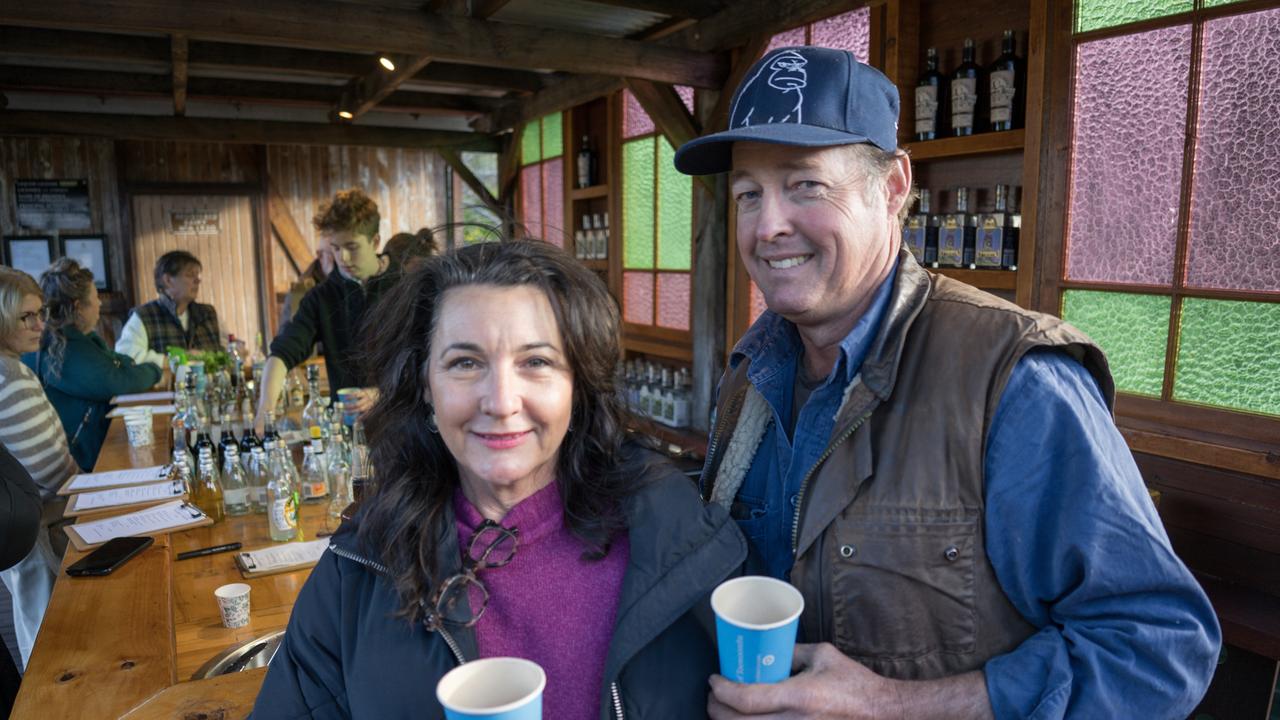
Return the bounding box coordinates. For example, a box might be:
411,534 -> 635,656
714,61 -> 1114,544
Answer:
27,258 -> 161,471
253,239 -> 745,719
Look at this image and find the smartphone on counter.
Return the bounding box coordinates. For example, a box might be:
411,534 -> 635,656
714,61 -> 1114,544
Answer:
66,536 -> 155,577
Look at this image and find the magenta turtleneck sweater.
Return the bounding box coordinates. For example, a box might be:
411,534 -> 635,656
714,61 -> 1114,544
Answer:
453,481 -> 630,720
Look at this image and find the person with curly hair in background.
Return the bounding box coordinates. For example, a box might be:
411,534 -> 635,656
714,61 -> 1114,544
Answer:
26,258 -> 162,471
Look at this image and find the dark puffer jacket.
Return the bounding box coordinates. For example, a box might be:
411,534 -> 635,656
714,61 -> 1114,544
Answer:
251,448 -> 746,719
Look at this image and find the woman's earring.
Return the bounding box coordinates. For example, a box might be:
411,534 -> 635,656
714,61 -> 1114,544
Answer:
425,405 -> 439,434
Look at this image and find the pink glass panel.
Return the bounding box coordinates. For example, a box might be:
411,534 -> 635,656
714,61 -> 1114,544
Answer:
520,163 -> 543,241
623,271 -> 654,325
541,158 -> 565,247
767,26 -> 806,54
1066,25 -> 1191,286
676,85 -> 695,115
623,89 -> 655,139
1186,8 -> 1280,292
749,282 -> 768,325
656,272 -> 691,331
810,8 -> 871,64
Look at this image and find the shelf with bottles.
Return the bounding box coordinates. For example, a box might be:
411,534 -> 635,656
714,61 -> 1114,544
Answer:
909,23 -> 1028,147
572,210 -> 612,265
903,184 -> 1021,291
570,184 -> 609,201
569,97 -> 609,193
620,355 -> 707,458
904,128 -> 1023,161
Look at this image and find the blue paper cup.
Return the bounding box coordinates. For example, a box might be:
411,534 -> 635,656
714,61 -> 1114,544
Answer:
336,387 -> 361,427
711,576 -> 805,684
437,657 -> 545,720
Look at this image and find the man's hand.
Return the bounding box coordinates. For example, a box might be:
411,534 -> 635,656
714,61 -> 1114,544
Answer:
344,387 -> 379,415
708,643 -> 992,720
708,643 -> 901,720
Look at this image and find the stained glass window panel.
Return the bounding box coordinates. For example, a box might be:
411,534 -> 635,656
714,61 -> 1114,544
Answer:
1066,25 -> 1190,286
656,273 -> 691,330
656,138 -> 692,271
1174,298 -> 1280,417
1074,0 -> 1193,34
541,158 -> 565,247
810,7 -> 871,64
623,272 -> 655,325
623,89 -> 655,139
1061,290 -> 1170,397
520,164 -> 542,241
767,26 -> 806,53
541,113 -> 563,159
1203,0 -> 1252,5
622,138 -> 655,270
521,121 -> 541,166
1186,8 -> 1280,293
676,86 -> 695,115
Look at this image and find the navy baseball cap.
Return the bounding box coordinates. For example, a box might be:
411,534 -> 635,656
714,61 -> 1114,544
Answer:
674,46 -> 900,176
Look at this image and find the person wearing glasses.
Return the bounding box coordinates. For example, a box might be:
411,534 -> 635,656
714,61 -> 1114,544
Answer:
0,266 -> 78,671
252,240 -> 747,719
26,258 -> 162,471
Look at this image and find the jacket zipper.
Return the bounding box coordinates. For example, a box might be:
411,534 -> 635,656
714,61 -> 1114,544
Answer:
610,681 -> 625,720
790,410 -> 874,552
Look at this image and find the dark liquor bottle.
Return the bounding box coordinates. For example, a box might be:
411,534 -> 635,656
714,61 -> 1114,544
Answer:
576,135 -> 595,189
989,30 -> 1025,132
976,184 -> 1009,269
903,189 -> 939,266
219,423 -> 239,470
1004,186 -> 1021,270
914,47 -> 948,141
938,188 -> 977,268
950,38 -> 983,136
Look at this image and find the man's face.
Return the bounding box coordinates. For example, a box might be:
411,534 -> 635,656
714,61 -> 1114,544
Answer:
730,142 -> 901,330
323,230 -> 381,281
163,264 -> 202,305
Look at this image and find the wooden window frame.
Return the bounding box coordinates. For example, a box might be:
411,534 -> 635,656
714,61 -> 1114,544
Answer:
1036,0 -> 1280,479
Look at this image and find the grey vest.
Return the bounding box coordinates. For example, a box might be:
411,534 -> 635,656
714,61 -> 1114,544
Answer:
705,250 -> 1114,680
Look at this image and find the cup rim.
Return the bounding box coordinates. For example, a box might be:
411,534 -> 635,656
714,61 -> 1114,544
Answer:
711,575 -> 805,631
215,582 -> 251,600
436,657 -> 546,715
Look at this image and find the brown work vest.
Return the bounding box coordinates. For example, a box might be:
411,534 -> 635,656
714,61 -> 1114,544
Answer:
704,250 -> 1114,680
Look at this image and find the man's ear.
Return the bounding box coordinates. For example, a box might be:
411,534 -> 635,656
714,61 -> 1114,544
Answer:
884,153 -> 913,220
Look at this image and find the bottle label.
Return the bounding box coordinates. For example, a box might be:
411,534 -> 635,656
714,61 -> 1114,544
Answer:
939,222 -> 965,267
951,78 -> 977,130
903,218 -> 927,263
271,496 -> 297,531
976,216 -> 1004,267
303,481 -> 328,499
990,70 -> 1015,124
224,488 -> 249,506
914,85 -> 938,135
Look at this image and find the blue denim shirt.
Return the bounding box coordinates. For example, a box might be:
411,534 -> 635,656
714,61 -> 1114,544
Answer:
724,265 -> 1221,717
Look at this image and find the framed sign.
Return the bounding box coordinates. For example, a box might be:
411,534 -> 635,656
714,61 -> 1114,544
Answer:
2,236 -> 55,280
15,179 -> 92,231
61,234 -> 111,291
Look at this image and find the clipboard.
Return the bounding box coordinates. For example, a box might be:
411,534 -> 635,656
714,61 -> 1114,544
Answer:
235,539 -> 330,579
63,500 -> 214,552
58,465 -> 172,496
63,480 -> 187,518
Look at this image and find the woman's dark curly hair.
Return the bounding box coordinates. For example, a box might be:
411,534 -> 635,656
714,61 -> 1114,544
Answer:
38,257 -> 96,380
357,238 -> 633,622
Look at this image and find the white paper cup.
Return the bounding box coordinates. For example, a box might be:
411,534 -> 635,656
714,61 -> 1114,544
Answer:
214,582 -> 251,629
124,409 -> 155,447
711,576 -> 805,684
437,657 -> 545,720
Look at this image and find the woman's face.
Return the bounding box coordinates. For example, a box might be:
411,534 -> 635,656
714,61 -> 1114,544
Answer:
7,293 -> 45,355
77,286 -> 101,332
427,284 -> 574,508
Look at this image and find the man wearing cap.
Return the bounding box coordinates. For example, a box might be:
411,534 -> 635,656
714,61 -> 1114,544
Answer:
679,47 -> 1219,718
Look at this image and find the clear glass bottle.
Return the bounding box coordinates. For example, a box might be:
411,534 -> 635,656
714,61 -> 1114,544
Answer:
221,445 -> 252,517
192,446 -> 226,523
346,420 -> 371,521
266,439 -> 300,542
324,441 -> 352,534
246,444 -> 269,514
301,364 -> 325,434
300,427 -> 329,503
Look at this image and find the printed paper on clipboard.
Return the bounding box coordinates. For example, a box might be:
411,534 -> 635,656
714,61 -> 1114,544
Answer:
237,538 -> 331,578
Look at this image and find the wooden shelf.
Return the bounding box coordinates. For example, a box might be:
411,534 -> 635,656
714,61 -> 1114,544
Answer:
627,414 -> 708,459
904,129 -> 1025,161
570,184 -> 609,201
579,259 -> 608,270
932,267 -> 1018,291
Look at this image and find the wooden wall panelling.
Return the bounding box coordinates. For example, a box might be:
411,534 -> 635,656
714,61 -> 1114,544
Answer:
120,140 -> 259,185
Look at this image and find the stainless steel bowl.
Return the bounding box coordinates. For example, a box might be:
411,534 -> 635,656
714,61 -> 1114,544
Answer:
191,629 -> 286,680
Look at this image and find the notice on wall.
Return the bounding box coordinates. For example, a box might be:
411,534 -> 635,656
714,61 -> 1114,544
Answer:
170,210 -> 220,235
15,179 -> 92,230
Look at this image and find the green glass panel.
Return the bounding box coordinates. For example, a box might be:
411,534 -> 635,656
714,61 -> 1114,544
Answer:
1075,0 -> 1192,33
1173,298 -> 1280,417
520,121 -> 541,166
541,113 -> 563,159
656,138 -> 692,271
1061,290 -> 1170,397
622,138 -> 655,270
1203,0 -> 1249,6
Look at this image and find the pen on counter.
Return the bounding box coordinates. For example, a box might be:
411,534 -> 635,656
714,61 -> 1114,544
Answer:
176,542 -> 243,561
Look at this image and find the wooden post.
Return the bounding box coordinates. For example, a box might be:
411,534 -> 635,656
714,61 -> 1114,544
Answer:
170,34 -> 188,117
690,90 -> 727,433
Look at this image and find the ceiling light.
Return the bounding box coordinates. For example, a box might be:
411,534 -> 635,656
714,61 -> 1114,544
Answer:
337,110 -> 354,120
379,56 -> 396,71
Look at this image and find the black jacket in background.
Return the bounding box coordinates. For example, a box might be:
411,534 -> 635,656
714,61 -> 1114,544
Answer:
268,263 -> 400,395
0,443 -> 43,572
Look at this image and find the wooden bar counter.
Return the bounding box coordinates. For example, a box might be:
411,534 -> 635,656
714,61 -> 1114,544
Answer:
12,415 -> 327,719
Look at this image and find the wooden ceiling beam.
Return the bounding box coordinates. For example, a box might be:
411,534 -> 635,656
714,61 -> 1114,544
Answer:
0,110 -> 500,152
583,0 -> 727,20
438,147 -> 505,218
0,0 -> 726,88
667,0 -> 884,53
337,53 -> 436,121
706,34 -> 771,132
493,74 -> 623,135
170,35 -> 188,116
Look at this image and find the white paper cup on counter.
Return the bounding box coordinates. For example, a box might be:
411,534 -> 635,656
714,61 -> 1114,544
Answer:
123,408 -> 155,447
437,657 -> 545,720
214,582 -> 251,629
